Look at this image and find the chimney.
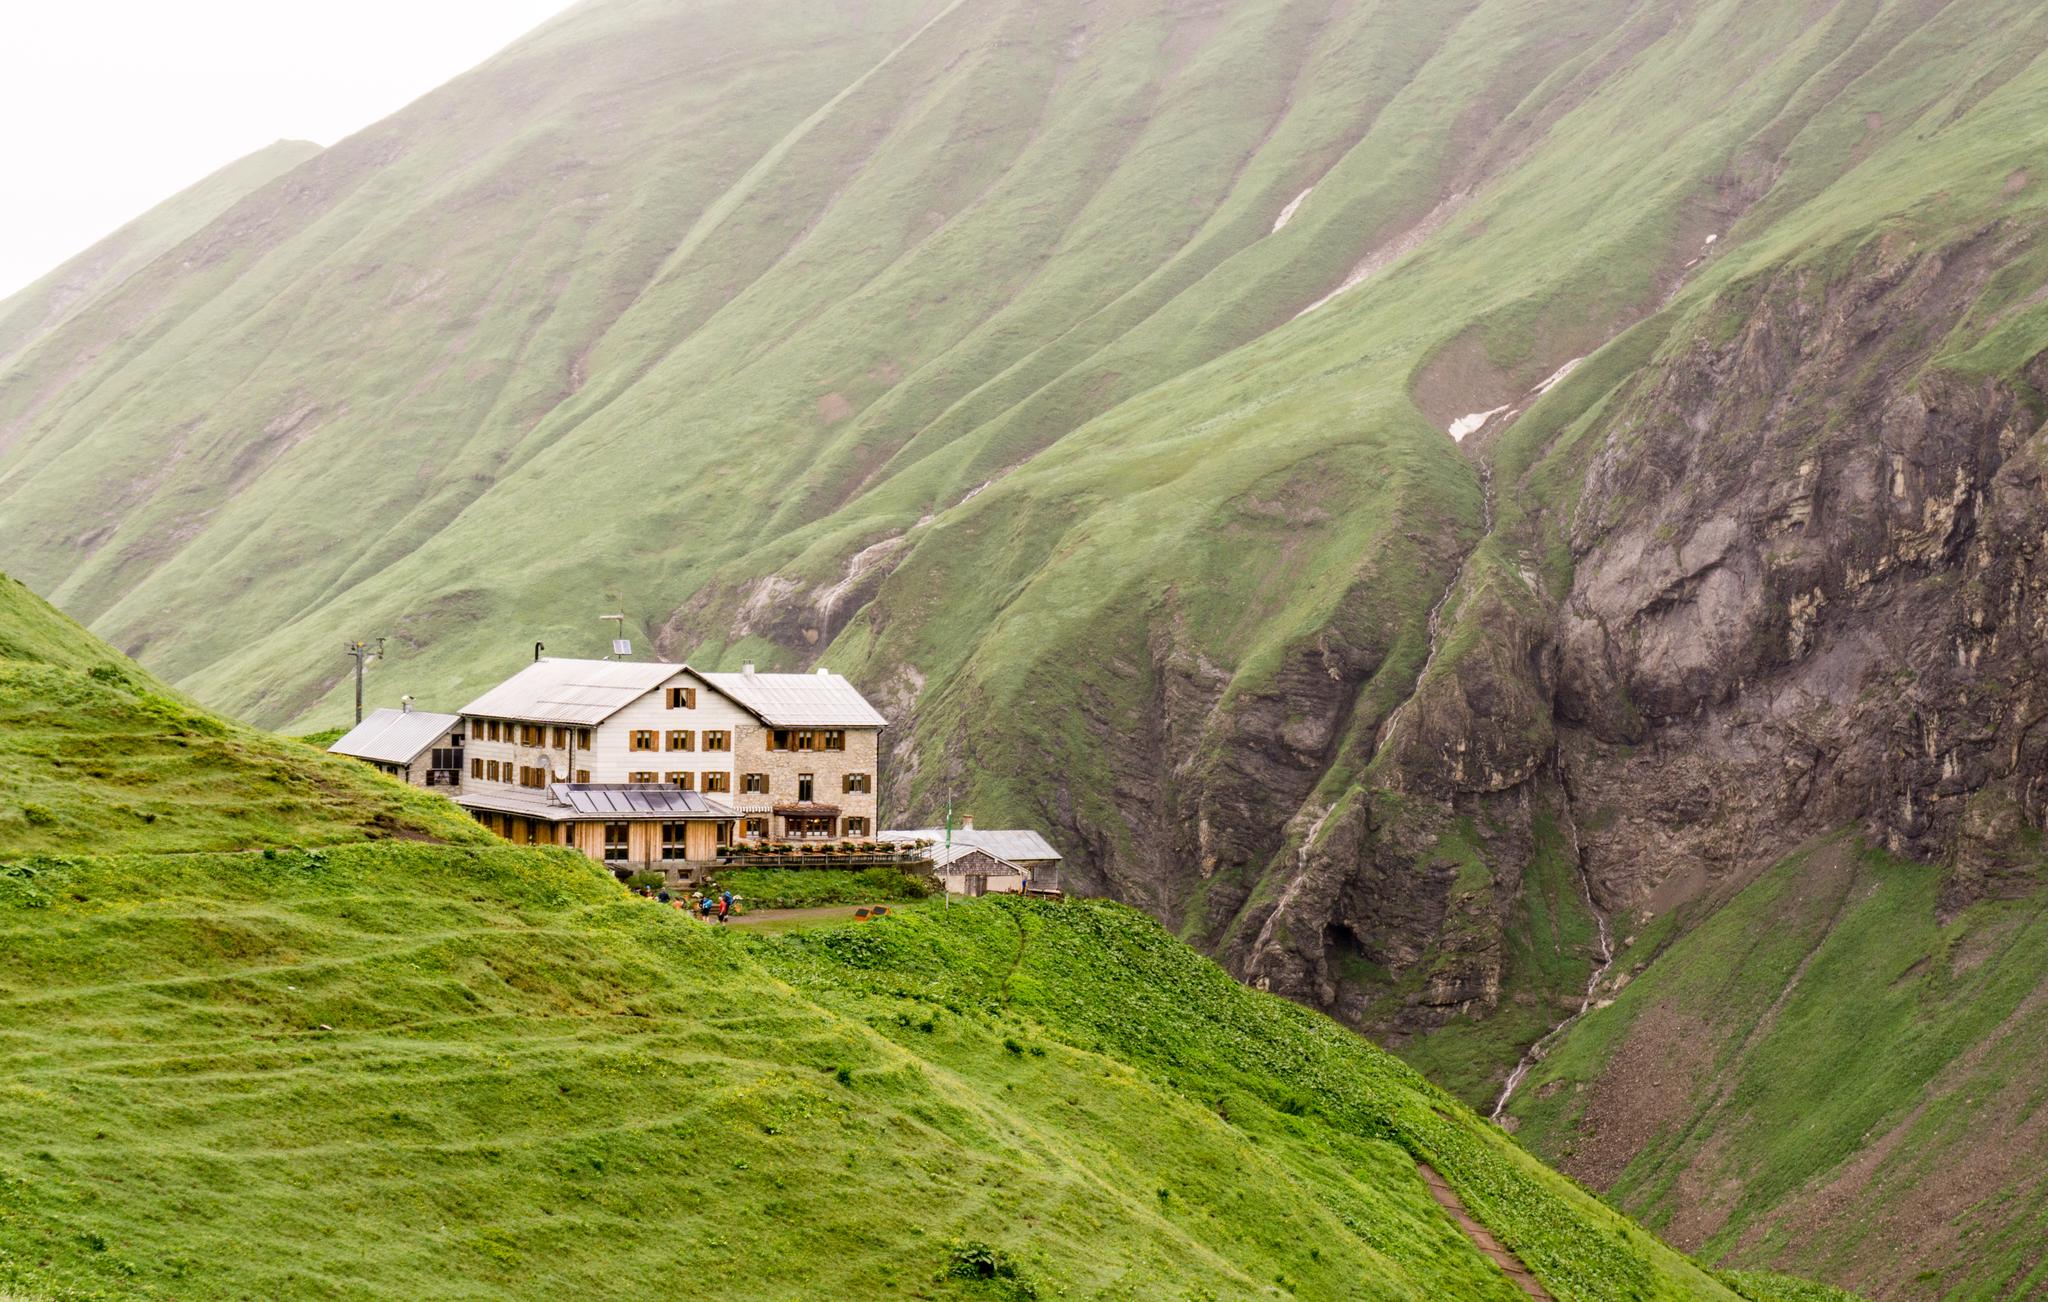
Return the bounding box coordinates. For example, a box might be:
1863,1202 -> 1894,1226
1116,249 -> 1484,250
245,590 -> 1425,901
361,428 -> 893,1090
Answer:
961,814 -> 975,831
400,694 -> 414,714
742,662 -> 756,675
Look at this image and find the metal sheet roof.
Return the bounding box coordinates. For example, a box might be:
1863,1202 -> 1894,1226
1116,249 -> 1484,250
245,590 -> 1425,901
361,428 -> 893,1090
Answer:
460,658 -> 677,725
546,783 -> 739,819
881,828 -> 1062,862
926,842 -> 1022,871
698,669 -> 888,727
327,708 -> 461,764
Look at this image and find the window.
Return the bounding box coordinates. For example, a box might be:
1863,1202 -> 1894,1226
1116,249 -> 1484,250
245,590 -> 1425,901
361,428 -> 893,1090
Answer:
471,757 -> 484,779
551,727 -> 567,749
797,773 -> 814,802
742,817 -> 768,839
794,730 -> 814,751
521,765 -> 546,789
431,747 -> 462,772
666,771 -> 696,790
741,772 -> 769,794
661,822 -> 688,860
575,769 -> 590,783
666,729 -> 694,751
603,822 -> 629,862
578,727 -> 592,749
845,817 -> 868,836
701,730 -> 730,752
487,720 -> 501,742
701,771 -> 731,794
820,729 -> 845,751
844,772 -> 871,794
486,760 -> 500,781
667,686 -> 696,709
630,730 -> 657,752
629,770 -> 658,784
521,724 -> 542,747
449,731 -> 464,746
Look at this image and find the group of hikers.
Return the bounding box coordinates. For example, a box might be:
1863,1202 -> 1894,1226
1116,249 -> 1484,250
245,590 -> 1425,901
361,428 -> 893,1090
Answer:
633,884 -> 740,922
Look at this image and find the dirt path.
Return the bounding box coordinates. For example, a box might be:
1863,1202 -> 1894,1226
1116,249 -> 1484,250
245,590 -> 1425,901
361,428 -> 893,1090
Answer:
1415,1162 -> 1551,1299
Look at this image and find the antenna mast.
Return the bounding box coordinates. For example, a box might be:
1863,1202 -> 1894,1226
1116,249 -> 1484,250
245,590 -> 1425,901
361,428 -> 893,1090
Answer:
343,638 -> 386,725
600,614 -> 631,659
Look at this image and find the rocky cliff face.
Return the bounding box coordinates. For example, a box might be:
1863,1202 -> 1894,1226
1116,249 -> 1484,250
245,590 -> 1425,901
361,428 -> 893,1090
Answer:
1223,225 -> 2048,1049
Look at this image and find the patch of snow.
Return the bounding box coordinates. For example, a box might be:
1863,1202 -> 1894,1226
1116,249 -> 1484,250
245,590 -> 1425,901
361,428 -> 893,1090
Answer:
1448,405 -> 1508,441
1532,357 -> 1585,397
1271,186 -> 1314,234
1296,191 -> 1469,318
956,479 -> 994,507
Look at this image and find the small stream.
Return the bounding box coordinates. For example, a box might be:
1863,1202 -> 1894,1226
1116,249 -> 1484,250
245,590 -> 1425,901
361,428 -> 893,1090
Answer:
1490,787 -> 1614,1124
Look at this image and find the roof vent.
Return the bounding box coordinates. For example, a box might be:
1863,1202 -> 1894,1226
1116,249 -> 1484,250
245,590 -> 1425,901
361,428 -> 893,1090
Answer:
816,666 -> 829,675
742,662 -> 756,675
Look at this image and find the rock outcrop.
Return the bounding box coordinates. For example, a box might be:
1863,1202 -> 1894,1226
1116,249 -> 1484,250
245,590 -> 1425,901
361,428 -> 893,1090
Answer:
1230,226 -> 2048,1043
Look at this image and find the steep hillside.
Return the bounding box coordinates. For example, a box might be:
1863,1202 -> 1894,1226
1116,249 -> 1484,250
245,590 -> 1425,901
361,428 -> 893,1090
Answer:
0,140 -> 320,368
6,1 -> 2048,1291
0,584 -> 1802,1302
1504,839 -> 2048,1300
0,571 -> 481,854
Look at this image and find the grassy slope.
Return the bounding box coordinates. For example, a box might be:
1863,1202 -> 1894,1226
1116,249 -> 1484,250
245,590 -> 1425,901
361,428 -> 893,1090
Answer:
1503,841 -> 2048,1301
0,572 -> 482,855
0,140 -> 320,369
1,844 -> 1758,1302
0,590 -> 1796,1302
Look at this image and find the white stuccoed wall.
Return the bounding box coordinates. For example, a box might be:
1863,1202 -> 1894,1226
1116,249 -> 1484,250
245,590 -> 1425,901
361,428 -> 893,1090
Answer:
461,670 -> 750,791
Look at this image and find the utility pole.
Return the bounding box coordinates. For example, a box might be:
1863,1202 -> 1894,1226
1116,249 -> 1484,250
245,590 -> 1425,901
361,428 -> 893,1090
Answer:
943,783 -> 953,912
343,638 -> 386,725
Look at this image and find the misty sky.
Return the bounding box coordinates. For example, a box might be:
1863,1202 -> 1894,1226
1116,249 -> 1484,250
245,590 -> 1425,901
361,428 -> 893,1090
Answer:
0,1 -> 573,298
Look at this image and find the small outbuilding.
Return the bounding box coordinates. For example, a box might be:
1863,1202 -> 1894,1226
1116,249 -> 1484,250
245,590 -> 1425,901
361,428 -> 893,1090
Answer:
882,817 -> 1063,883
327,707 -> 465,788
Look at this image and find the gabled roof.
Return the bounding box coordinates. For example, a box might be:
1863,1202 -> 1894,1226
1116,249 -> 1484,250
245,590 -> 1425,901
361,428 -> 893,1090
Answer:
881,827 -> 1062,862
697,668 -> 887,727
460,658 -> 677,725
327,708 -> 461,764
546,783 -> 739,819
927,842 -> 1023,872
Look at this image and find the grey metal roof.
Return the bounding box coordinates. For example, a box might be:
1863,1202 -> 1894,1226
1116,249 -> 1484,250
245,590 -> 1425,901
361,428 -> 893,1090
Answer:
327,708 -> 461,765
698,668 -> 888,728
460,658 -> 677,725
926,842 -> 1022,871
881,827 -> 1062,862
458,789 -> 574,822
546,783 -> 740,819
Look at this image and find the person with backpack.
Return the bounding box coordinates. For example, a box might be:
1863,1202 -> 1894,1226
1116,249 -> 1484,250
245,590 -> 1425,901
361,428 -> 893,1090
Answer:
716,894 -> 729,923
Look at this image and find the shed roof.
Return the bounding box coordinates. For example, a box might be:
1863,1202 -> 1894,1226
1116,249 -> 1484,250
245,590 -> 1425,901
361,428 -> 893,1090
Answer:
698,669 -> 887,728
460,658 -> 677,725
327,708 -> 461,765
546,783 -> 739,819
881,827 -> 1062,862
